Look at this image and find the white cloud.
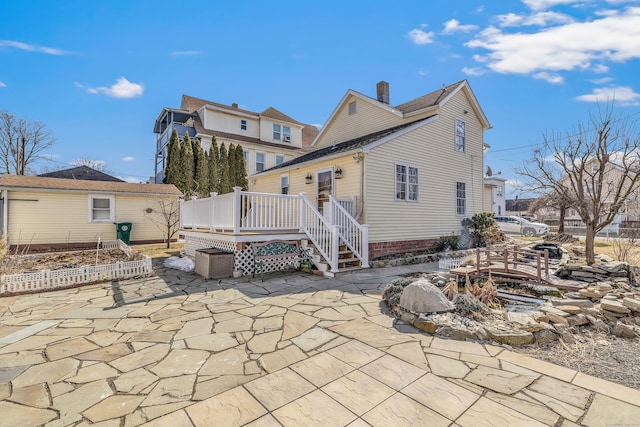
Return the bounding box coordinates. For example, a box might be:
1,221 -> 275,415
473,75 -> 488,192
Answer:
170,50 -> 203,56
497,11 -> 574,27
523,0 -> 583,11
121,156 -> 135,162
442,19 -> 479,34
0,81 -> 5,88
85,77 -> 144,99
408,28 -> 435,45
0,39 -> 67,55
590,76 -> 613,84
533,71 -> 564,83
466,8 -> 640,75
462,66 -> 486,76
575,85 -> 640,106
592,63 -> 610,73
418,69 -> 428,76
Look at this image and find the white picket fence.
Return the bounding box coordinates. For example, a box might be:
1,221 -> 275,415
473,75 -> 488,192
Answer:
101,239 -> 133,257
438,256 -> 465,271
0,249 -> 152,295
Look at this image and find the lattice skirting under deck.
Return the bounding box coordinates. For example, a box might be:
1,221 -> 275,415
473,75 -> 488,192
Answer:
184,235 -> 301,276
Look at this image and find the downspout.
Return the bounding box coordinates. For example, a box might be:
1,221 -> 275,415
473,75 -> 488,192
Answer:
355,151 -> 365,220
2,189 -> 8,243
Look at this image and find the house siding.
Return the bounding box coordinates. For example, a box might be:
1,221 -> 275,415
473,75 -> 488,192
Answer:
6,191 -> 178,247
313,95 -> 410,149
251,154 -> 362,213
202,108 -> 260,140
364,89 -> 484,244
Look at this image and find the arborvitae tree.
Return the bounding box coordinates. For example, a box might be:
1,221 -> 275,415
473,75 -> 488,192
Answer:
194,139 -> 209,197
181,134 -> 195,196
235,144 -> 249,190
163,129 -> 181,185
207,137 -> 220,194
228,143 -> 236,188
218,143 -> 232,193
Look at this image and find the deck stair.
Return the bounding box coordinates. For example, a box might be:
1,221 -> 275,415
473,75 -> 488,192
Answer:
301,241 -> 363,276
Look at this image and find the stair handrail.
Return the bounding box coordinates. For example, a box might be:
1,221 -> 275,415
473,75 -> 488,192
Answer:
329,196 -> 369,268
299,193 -> 339,272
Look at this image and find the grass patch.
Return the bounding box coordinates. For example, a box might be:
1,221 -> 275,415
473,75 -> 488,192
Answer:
132,243 -> 185,259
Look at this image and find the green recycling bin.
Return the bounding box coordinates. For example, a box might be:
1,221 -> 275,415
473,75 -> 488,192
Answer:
115,222 -> 132,245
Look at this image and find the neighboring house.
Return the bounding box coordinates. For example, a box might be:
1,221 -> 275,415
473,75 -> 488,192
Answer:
153,96 -> 319,183
483,176 -> 507,216
180,79 -> 491,275
38,165 -> 125,182
505,198 -> 535,217
0,175 -> 182,251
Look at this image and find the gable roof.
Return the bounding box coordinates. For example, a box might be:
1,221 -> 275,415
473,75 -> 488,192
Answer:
38,166 -> 124,182
257,116 -> 436,175
311,79 -> 491,148
0,174 -> 182,196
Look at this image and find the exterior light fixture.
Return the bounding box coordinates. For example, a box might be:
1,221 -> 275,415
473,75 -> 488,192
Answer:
305,173 -> 313,184
335,167 -> 343,179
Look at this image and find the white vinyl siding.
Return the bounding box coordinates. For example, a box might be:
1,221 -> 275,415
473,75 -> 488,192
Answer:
89,195 -> 115,222
395,163 -> 418,202
363,89 -> 484,243
6,191 -> 178,246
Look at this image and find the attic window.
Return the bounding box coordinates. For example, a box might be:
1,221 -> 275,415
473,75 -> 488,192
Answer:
348,101 -> 356,115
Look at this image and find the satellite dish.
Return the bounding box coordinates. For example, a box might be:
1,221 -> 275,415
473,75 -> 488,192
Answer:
486,166 -> 493,177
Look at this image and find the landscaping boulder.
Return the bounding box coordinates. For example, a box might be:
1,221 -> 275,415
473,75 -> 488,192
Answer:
398,279 -> 455,314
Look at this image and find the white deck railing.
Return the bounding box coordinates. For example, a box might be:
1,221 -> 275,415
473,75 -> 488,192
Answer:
180,187 -> 368,271
328,195 -> 369,268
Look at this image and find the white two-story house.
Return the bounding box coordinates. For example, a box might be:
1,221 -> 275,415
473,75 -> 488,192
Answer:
153,96 -> 318,183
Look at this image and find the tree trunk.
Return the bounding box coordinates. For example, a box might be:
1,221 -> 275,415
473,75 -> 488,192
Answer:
585,224 -> 596,265
558,207 -> 566,234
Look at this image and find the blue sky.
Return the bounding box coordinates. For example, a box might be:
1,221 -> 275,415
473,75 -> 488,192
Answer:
1,0 -> 639,195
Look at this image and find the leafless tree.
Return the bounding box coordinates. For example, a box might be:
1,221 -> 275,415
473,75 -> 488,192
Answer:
144,198 -> 181,249
70,158 -> 111,173
527,191 -> 574,234
0,110 -> 56,175
516,104 -> 640,265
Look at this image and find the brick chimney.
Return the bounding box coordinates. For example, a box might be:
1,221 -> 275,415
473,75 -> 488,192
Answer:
232,103 -> 238,108
376,81 -> 389,104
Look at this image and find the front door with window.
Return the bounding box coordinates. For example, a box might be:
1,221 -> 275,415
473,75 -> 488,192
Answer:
317,169 -> 333,215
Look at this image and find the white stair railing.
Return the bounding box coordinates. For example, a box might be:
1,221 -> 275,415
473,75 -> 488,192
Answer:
300,193 -> 339,272
329,196 -> 369,268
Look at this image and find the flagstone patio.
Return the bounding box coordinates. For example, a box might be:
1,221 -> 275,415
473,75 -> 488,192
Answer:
0,259 -> 639,426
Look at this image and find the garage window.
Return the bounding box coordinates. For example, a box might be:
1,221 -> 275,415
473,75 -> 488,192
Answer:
89,195 -> 115,222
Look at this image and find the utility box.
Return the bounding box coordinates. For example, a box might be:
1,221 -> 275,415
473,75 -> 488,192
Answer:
195,248 -> 234,279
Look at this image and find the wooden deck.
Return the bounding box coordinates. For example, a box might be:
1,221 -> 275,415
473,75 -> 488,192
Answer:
450,247 -> 584,291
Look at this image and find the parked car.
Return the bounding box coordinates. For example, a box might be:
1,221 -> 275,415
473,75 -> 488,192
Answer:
494,216 -> 549,237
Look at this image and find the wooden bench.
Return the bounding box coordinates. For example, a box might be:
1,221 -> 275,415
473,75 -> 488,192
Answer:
251,240 -> 308,281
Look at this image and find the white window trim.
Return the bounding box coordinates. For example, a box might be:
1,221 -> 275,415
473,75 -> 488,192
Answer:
456,181 -> 467,216
88,194 -> 115,223
275,154 -> 284,166
455,118 -> 466,153
395,162 -> 419,202
348,101 -> 357,115
256,152 -> 265,172
273,124 -> 281,141
240,119 -> 247,130
280,174 -> 289,195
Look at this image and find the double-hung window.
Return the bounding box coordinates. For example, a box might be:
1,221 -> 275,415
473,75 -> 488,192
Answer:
395,163 -> 418,201
456,182 -> 466,215
275,155 -> 284,165
240,119 -> 247,130
89,195 -> 115,222
273,124 -> 281,140
256,152 -> 265,172
280,175 -> 289,195
282,126 -> 290,142
455,118 -> 466,152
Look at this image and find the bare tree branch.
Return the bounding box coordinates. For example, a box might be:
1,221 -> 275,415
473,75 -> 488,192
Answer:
0,111 -> 56,175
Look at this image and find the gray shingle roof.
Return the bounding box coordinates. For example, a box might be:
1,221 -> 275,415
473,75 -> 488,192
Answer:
258,117 -> 433,174
38,166 -> 124,182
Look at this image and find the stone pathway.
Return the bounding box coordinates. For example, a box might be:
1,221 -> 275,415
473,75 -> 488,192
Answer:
0,259 -> 639,426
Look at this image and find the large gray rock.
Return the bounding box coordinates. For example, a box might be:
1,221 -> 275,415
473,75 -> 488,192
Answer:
399,279 -> 455,314
486,327 -> 535,346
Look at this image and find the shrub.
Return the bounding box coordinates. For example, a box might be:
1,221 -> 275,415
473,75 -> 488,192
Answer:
469,213 -> 504,247
433,233 -> 460,252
